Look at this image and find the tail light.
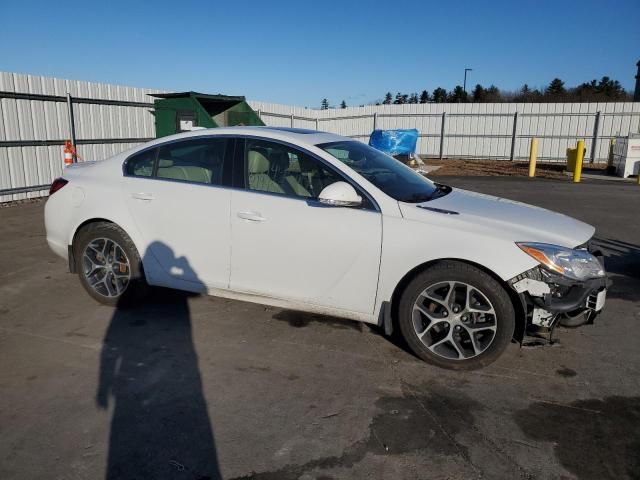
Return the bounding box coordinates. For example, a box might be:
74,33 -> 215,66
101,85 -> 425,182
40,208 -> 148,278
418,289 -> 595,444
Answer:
49,178 -> 68,195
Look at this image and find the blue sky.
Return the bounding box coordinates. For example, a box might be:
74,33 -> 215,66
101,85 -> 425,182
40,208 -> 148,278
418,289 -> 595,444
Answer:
1,0 -> 638,107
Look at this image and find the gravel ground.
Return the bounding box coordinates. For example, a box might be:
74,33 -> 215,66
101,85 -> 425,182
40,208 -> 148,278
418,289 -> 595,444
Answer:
424,159 -> 607,180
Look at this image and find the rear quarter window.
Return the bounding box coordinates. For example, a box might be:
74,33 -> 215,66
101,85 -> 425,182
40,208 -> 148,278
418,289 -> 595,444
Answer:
125,148 -> 157,177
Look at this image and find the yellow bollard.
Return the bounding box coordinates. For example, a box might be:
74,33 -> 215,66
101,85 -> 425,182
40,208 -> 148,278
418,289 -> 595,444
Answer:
573,140 -> 585,183
528,138 -> 538,177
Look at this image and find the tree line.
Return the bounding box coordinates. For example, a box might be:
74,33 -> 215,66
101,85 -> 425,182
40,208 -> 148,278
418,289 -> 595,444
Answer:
321,76 -> 631,109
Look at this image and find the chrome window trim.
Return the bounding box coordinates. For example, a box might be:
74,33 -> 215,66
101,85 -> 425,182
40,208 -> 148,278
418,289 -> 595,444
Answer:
121,136 -> 232,184
122,134 -> 381,213
123,173 -> 239,192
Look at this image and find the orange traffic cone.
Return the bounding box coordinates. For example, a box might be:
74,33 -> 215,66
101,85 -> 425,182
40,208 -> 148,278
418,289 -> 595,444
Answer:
64,140 -> 74,166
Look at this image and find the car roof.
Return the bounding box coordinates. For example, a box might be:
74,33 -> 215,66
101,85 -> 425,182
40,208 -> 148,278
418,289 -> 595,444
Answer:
139,126 -> 348,149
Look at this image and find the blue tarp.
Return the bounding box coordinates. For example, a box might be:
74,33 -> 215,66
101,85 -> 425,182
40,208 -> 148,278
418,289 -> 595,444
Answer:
368,129 -> 418,155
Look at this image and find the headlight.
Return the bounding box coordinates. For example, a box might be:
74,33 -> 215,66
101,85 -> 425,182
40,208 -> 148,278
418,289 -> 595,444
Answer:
517,242 -> 605,281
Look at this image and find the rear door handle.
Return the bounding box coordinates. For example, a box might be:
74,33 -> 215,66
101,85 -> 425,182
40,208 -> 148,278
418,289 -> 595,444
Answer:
237,211 -> 265,222
131,192 -> 154,201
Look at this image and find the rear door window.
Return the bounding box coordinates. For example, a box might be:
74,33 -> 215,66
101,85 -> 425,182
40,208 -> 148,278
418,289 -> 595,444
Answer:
156,138 -> 230,186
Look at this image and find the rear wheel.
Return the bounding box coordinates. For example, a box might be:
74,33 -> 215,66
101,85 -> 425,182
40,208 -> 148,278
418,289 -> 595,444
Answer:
398,261 -> 515,370
74,222 -> 148,307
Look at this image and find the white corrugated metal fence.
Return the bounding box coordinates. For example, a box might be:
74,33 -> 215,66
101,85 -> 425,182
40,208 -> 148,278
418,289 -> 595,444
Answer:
249,100 -> 640,163
2,71 -> 640,202
0,72 -> 165,201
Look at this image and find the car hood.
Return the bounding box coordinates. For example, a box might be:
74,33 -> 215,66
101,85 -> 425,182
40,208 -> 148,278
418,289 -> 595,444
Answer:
399,188 -> 595,248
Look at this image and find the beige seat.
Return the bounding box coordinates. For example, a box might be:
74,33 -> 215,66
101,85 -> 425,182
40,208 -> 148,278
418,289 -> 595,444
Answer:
283,173 -> 310,197
157,158 -> 213,184
270,151 -> 311,197
299,156 -> 323,196
248,150 -> 284,194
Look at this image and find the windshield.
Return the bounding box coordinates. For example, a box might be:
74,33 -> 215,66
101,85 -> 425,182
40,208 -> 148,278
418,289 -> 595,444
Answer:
317,141 -> 442,202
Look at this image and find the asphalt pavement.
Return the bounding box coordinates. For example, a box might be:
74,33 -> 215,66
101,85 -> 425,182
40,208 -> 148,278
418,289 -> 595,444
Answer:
1,176 -> 639,480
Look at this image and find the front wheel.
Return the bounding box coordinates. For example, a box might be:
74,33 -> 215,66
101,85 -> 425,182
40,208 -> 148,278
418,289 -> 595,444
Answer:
74,222 -> 149,307
398,261 -> 515,370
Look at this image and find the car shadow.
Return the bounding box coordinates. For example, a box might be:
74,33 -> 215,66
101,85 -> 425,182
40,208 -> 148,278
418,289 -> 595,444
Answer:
271,309 -> 363,331
271,308 -> 422,361
96,242 -> 221,480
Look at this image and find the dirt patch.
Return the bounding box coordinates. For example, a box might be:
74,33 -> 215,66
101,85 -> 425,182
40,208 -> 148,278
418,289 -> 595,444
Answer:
422,159 -> 606,179
556,367 -> 577,378
0,197 -> 46,208
515,396 -> 640,480
230,385 -> 482,479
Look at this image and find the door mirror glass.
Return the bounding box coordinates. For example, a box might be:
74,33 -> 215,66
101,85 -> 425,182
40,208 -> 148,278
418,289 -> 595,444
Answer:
318,181 -> 362,207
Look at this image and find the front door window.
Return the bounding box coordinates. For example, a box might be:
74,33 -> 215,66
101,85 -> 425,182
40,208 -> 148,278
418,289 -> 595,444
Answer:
244,139 -> 341,199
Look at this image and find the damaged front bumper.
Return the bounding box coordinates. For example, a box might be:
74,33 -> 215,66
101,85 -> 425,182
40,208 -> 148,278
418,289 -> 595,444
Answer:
508,250 -> 607,334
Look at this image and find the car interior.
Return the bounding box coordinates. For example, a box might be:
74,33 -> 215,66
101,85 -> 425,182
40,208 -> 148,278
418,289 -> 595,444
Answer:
126,139 -> 343,200
246,143 -> 337,198
156,143 -> 225,185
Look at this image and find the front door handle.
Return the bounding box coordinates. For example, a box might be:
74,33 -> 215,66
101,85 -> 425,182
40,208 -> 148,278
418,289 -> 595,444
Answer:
131,192 -> 154,201
237,211 -> 266,222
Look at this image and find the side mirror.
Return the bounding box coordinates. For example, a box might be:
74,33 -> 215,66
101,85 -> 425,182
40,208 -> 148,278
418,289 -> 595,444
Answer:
318,181 -> 362,207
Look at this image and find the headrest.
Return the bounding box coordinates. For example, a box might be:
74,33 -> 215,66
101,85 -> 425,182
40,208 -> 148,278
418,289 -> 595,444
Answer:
270,150 -> 289,170
248,150 -> 270,174
287,158 -> 301,173
298,155 -> 316,173
158,158 -> 173,168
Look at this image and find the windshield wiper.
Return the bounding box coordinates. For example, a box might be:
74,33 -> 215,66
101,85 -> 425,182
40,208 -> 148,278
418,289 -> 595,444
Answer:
403,184 -> 451,203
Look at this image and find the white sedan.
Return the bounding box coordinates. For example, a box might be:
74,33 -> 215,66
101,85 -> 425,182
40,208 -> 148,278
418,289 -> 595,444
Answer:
45,127 -> 607,369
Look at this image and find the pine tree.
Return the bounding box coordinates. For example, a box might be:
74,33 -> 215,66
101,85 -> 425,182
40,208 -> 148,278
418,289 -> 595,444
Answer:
432,87 -> 447,103
487,85 -> 502,102
545,78 -> 566,98
448,86 -> 468,103
472,84 -> 485,102
596,76 -> 626,99
575,80 -> 598,100
574,77 -> 628,101
393,92 -> 408,104
320,98 -> 329,110
340,100 -> 347,109
419,90 -> 430,103
408,93 -> 419,104
513,84 -> 532,102
383,92 -> 393,105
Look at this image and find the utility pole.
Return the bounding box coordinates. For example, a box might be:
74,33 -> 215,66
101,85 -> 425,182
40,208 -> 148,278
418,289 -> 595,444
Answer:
634,60 -> 640,102
463,68 -> 473,94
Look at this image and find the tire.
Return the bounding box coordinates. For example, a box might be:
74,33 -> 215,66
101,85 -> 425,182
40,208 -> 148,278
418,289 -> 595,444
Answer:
398,261 -> 515,370
74,222 -> 149,307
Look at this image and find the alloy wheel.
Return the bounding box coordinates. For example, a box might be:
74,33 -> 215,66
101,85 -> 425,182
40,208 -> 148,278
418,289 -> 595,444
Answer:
82,238 -> 131,298
412,281 -> 497,360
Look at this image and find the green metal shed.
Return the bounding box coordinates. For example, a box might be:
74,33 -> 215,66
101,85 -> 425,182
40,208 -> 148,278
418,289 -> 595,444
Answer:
150,91 -> 264,137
